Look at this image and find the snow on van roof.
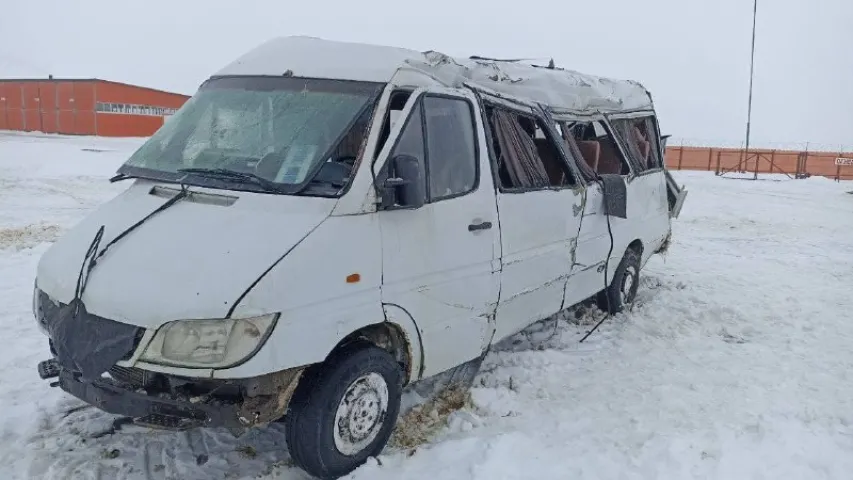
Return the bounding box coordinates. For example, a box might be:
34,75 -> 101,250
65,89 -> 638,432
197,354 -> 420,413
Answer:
214,36 -> 653,114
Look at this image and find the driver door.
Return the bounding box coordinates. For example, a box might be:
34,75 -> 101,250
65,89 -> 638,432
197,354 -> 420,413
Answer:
375,88 -> 500,378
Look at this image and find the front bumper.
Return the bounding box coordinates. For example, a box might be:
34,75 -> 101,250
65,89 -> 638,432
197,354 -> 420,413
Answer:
56,366 -> 244,430
40,358 -> 305,431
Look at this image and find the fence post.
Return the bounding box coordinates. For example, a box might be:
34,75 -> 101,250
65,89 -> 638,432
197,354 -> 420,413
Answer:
92,82 -> 98,136
677,147 -> 684,170
715,151 -> 722,175
768,150 -> 776,176
20,85 -> 26,131
707,148 -> 714,171
753,151 -> 761,178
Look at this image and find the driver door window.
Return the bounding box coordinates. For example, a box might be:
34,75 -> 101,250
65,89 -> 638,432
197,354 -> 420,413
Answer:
423,96 -> 478,200
384,95 -> 479,205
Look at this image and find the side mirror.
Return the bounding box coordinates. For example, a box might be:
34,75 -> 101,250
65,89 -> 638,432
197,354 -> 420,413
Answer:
661,134 -> 671,151
382,154 -> 425,209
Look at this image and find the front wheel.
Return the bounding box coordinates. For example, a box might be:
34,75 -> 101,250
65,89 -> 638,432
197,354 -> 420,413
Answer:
285,344 -> 403,479
596,247 -> 641,314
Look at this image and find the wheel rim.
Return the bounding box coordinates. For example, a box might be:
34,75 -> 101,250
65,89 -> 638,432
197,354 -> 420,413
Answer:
333,372 -> 389,456
620,265 -> 638,305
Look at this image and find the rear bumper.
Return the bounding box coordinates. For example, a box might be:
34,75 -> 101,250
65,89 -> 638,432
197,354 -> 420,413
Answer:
57,368 -> 245,430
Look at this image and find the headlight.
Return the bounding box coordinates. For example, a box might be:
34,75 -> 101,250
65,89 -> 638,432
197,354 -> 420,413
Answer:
139,314 -> 278,368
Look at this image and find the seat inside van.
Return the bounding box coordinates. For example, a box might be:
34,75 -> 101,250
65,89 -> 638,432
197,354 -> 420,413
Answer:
576,140 -> 600,172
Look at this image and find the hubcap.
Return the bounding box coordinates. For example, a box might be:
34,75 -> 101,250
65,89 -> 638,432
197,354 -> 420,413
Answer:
333,372 -> 389,456
620,265 -> 638,305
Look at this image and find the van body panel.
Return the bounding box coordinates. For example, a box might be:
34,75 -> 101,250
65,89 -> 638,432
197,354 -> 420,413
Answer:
213,292 -> 383,379
492,189 -> 583,341
567,171 -> 671,305
379,204 -> 499,378
219,214 -> 384,378
36,181 -> 335,327
566,185 -> 607,306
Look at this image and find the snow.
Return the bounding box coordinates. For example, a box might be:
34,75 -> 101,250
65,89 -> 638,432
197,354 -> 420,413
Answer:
2,131 -> 853,479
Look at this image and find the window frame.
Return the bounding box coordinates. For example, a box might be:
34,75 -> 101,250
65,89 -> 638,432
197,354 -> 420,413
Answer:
556,115 -> 638,180
378,91 -> 482,207
482,101 -> 581,194
604,112 -> 665,178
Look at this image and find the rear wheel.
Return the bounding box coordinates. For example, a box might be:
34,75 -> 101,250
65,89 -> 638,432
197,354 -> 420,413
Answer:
596,247 -> 641,314
285,344 -> 403,479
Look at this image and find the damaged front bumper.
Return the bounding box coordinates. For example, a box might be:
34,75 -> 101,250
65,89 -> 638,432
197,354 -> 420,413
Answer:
39,358 -> 304,431
34,288 -> 306,431
56,366 -> 241,429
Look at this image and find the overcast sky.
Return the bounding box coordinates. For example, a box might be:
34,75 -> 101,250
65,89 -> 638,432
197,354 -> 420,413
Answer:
2,0 -> 851,149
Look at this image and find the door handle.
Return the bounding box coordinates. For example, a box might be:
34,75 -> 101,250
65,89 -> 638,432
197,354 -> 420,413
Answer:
468,221 -> 493,232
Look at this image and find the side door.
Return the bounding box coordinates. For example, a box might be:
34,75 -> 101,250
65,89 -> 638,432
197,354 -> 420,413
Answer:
376,88 -> 501,378
564,118 -> 636,306
482,101 -> 584,342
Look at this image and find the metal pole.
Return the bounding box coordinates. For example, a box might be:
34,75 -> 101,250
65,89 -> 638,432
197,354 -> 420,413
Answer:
746,0 -> 759,180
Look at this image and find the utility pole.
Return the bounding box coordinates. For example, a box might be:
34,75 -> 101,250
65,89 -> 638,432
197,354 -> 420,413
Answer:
745,0 -> 759,179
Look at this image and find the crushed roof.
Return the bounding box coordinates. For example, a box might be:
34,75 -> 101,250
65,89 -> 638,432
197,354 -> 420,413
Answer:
214,36 -> 653,114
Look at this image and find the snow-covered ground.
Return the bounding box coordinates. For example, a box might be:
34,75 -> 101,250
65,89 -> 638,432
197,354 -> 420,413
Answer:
2,131 -> 852,480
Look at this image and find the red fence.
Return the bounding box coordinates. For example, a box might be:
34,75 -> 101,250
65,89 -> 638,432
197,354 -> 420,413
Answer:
664,146 -> 853,181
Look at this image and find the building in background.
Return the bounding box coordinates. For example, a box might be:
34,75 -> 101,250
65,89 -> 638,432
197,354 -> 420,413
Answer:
0,78 -> 189,137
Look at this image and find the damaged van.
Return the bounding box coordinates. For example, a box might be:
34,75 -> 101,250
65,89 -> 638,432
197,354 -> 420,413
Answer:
33,36 -> 686,479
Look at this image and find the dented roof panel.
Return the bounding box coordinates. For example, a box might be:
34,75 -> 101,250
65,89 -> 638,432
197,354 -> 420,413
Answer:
213,36 -> 654,114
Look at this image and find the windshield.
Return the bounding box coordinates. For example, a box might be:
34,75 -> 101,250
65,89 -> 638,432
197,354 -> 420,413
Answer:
118,76 -> 382,195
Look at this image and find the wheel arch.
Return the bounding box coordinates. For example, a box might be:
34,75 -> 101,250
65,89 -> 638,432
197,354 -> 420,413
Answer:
627,238 -> 644,256
324,304 -> 424,386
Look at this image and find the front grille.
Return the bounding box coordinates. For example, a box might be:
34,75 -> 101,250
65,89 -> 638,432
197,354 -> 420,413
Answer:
37,289 -> 146,377
109,365 -> 147,387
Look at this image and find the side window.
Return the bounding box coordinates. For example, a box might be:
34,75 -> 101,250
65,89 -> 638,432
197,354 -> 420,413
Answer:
567,120 -> 632,176
484,105 -> 575,190
609,117 -> 662,172
555,121 -> 596,182
423,96 -> 478,200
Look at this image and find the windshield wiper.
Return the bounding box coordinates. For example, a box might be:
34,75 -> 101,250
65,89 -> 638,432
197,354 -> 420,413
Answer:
177,168 -> 288,194
109,173 -> 147,183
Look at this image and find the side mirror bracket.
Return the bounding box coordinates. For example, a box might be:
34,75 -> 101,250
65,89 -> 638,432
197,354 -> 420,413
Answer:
381,155 -> 425,209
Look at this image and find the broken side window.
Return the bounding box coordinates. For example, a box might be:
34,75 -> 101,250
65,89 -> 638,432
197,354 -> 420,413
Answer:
555,121 -> 596,182
609,116 -> 662,172
373,89 -> 414,161
485,105 -> 575,190
567,120 -> 632,176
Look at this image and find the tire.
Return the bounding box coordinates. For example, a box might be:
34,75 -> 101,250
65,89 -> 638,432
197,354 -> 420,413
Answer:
285,344 -> 403,479
596,247 -> 641,314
